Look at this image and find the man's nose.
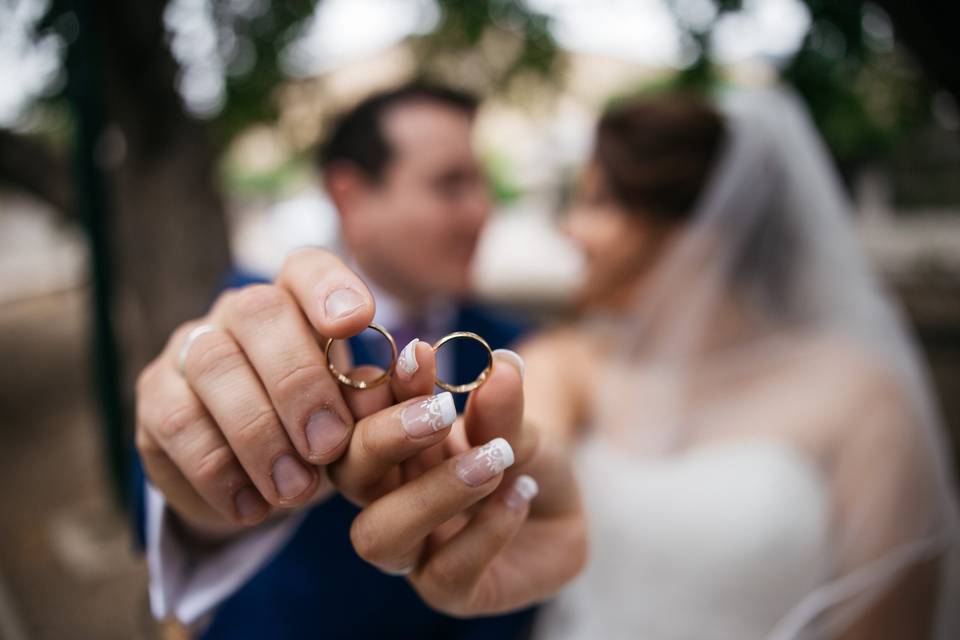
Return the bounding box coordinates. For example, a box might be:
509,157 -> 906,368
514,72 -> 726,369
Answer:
461,186 -> 492,227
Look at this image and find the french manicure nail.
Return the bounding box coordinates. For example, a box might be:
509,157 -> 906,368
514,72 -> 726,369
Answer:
492,349 -> 525,379
305,410 -> 348,456
456,437 -> 515,486
272,454 -> 313,500
401,392 -> 456,438
396,339 -> 420,381
324,287 -> 365,319
234,486 -> 268,523
504,474 -> 539,512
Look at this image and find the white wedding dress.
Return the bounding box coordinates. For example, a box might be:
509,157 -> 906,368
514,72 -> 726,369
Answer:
527,86 -> 958,639
533,437 -> 832,640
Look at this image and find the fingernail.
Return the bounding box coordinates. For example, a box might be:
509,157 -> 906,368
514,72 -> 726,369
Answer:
234,486 -> 268,523
396,338 -> 420,381
380,564 -> 414,576
401,392 -> 456,439
272,454 -> 313,500
504,474 -> 539,512
324,287 -> 365,319
456,437 -> 515,487
492,349 -> 525,380
305,410 -> 349,456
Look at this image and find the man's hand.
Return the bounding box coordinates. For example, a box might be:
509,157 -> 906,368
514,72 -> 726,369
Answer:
328,347 -> 588,616
135,248 -> 377,538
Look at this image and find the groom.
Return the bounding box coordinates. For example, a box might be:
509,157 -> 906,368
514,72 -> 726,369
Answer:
135,84 -> 537,638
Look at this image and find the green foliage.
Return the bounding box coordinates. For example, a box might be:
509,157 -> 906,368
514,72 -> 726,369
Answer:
661,0 -> 936,168
21,0 -> 942,176
483,150 -> 523,205
220,152 -> 313,199
411,0 -> 563,95
28,0 -> 561,135
210,1 -> 317,141
782,4 -> 932,168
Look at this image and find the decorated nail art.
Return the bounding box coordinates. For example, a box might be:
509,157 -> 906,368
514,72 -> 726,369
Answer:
456,437 -> 515,486
505,474 -> 539,511
396,339 -> 420,380
400,392 -> 456,438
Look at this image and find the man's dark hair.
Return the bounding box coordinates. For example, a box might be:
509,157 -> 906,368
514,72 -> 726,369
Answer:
318,83 -> 479,183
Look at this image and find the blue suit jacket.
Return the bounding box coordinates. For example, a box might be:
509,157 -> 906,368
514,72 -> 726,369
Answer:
133,271 -> 537,640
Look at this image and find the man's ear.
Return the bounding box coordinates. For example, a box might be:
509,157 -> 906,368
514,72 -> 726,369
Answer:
324,162 -> 372,219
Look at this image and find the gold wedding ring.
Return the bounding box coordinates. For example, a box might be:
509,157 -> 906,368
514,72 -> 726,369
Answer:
432,331 -> 493,393
324,322 -> 397,389
325,325 -> 492,393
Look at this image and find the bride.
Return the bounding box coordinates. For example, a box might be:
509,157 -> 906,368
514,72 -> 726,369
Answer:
519,87 -> 958,639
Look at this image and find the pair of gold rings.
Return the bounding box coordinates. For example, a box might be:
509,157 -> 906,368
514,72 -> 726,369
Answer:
323,323 -> 493,393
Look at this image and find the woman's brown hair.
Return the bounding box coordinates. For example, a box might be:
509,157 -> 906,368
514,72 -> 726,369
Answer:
594,93 -> 726,222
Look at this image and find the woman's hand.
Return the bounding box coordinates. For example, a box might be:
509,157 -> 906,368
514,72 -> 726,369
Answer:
328,346 -> 588,616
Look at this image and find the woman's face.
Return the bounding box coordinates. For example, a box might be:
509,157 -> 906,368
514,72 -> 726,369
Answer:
564,161 -> 674,310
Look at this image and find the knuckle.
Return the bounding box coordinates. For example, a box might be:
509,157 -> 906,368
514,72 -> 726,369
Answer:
193,442 -> 238,489
273,362 -> 330,401
188,334 -> 246,382
134,364 -> 168,428
208,290 -> 236,318
356,423 -> 381,466
279,249 -> 305,275
134,424 -> 161,458
157,401 -> 207,442
231,406 -> 281,448
405,484 -> 433,520
462,579 -> 499,615
350,516 -> 384,565
425,555 -> 470,598
134,389 -> 155,432
230,284 -> 290,322
165,321 -> 198,353
282,246 -> 337,276
421,561 -> 494,617
134,362 -> 156,399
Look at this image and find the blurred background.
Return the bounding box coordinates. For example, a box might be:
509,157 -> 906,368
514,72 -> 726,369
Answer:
0,0 -> 958,637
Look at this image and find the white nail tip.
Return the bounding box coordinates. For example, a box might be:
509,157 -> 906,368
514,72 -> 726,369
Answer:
424,391 -> 457,431
513,475 -> 539,502
397,338 -> 419,379
479,437 -> 515,473
492,349 -> 525,379
401,392 -> 456,434
436,392 -> 456,428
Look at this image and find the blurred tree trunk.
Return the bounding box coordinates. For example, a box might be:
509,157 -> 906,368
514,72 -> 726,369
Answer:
110,129 -> 232,379
93,0 -> 233,388
0,0 -> 232,397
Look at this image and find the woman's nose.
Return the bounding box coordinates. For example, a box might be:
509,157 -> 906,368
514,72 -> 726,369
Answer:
560,207 -> 587,244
